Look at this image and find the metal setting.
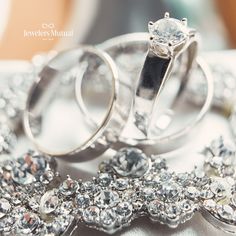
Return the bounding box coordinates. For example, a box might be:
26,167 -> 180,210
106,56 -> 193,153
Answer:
0,137 -> 236,235
23,46 -> 133,162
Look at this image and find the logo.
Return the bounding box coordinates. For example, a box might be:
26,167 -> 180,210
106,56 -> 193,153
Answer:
23,23 -> 74,40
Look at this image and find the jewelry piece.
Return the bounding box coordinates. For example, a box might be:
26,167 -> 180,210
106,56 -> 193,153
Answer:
75,32 -> 213,153
133,12 -> 198,137
0,136 -> 235,235
23,46 -> 135,162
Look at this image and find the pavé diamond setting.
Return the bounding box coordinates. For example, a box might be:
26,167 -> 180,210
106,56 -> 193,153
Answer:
1,137 -> 236,235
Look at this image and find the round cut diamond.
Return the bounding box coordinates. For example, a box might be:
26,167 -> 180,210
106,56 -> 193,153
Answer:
95,190 -> 119,208
114,178 -> 129,190
116,202 -> 133,220
59,177 -> 78,196
149,18 -> 187,46
100,209 -> 116,226
112,148 -> 150,177
83,206 -> 100,223
76,194 -> 90,208
158,181 -> 180,202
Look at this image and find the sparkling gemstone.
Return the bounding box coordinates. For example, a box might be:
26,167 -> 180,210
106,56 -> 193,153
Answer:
114,178 -> 129,190
149,18 -> 187,46
83,206 -> 100,223
158,181 -> 180,202
0,198 -> 11,218
203,199 -> 216,210
148,200 -> 164,215
97,173 -> 112,187
16,212 -> 40,234
185,186 -> 199,199
217,205 -> 234,221
100,209 -> 116,226
112,148 -> 150,178
142,187 -> 156,201
210,178 -> 231,198
40,190 -> 59,215
200,189 -> 214,199
76,193 -> 90,208
180,200 -> 195,212
95,190 -> 119,208
59,177 -> 78,196
81,181 -> 99,194
165,203 -> 181,219
116,202 -> 133,219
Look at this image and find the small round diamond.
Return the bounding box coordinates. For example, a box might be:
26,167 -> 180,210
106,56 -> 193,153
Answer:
95,190 -> 119,208
114,178 -> 129,190
83,206 -> 100,224
149,18 -> 187,46
100,209 -> 116,226
112,148 -> 150,178
59,177 -> 78,196
217,205 -> 234,221
76,194 -> 90,208
97,173 -> 112,187
158,181 -> 180,202
116,202 -> 133,220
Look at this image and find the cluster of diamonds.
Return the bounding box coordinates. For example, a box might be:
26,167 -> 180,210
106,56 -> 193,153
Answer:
200,137 -> 236,233
2,139 -> 236,235
0,151 -> 75,236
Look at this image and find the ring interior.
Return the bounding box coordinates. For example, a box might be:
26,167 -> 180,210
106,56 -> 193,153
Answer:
24,47 -> 116,156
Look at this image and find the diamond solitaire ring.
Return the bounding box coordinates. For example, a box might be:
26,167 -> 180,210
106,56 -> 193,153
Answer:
75,32 -> 213,153
133,12 -> 199,137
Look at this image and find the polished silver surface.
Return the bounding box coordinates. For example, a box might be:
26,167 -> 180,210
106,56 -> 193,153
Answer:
23,46 -> 132,162
75,33 -> 213,153
133,13 -> 198,137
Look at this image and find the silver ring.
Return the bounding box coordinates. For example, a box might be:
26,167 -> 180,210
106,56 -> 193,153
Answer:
24,46 -> 132,162
76,33 -> 213,153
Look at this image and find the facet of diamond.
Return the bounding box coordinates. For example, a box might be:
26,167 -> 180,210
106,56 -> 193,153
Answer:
112,148 -> 150,178
147,199 -> 164,216
59,176 -> 78,196
0,198 -> 11,218
158,181 -> 180,202
95,190 -> 119,208
149,17 -> 187,47
16,212 -> 40,234
100,209 -> 116,227
83,206 -> 100,224
39,189 -> 59,215
203,199 -> 216,210
76,193 -> 90,208
97,173 -> 112,187
114,178 -> 129,191
185,186 -> 199,199
116,202 -> 133,220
